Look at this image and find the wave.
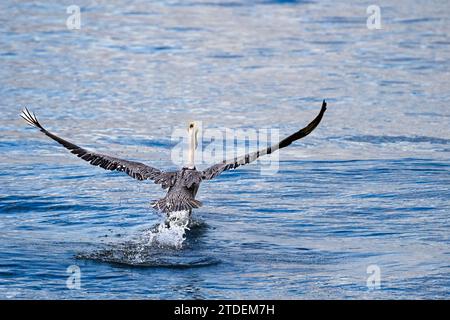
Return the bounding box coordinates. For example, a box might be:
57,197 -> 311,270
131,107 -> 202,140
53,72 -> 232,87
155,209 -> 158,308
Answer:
330,135 -> 450,145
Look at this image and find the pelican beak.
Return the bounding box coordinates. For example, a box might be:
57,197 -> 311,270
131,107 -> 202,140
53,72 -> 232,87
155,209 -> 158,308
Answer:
195,128 -> 199,150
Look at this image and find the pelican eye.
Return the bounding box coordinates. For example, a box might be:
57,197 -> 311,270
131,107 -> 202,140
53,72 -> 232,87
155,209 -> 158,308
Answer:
189,124 -> 194,128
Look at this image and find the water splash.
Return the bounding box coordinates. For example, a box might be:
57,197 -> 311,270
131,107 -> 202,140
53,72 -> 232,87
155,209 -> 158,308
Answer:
142,210 -> 191,249
74,210 -> 221,267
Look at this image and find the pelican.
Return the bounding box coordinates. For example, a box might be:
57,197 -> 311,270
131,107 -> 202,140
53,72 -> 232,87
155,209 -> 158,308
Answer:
20,101 -> 327,220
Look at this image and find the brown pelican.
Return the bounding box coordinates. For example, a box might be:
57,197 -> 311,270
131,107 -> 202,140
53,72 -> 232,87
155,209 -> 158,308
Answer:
21,101 -> 327,219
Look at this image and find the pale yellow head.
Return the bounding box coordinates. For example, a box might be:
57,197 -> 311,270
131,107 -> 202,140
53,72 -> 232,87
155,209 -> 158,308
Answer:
187,121 -> 199,169
187,121 -> 199,150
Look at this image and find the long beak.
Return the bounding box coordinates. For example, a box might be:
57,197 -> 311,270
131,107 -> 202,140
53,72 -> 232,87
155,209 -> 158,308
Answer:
195,130 -> 199,149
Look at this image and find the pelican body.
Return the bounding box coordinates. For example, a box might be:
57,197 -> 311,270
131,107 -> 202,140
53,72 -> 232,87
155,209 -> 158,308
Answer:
21,101 -> 327,219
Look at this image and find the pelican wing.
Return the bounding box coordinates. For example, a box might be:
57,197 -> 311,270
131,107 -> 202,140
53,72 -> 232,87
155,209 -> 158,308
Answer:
202,100 -> 327,180
21,108 -> 175,187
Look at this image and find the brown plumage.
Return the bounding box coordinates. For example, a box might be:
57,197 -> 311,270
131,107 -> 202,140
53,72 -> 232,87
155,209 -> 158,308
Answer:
21,100 -> 327,215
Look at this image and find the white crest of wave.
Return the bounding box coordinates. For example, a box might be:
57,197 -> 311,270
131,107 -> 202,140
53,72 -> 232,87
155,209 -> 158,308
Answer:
143,210 -> 191,249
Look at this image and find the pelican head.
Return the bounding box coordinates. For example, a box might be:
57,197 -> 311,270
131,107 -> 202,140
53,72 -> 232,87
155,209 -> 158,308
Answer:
187,121 -> 199,169
187,121 -> 199,150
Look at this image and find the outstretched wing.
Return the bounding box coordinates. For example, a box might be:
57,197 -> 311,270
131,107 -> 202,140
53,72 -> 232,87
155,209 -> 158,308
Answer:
202,100 -> 327,180
21,108 -> 176,187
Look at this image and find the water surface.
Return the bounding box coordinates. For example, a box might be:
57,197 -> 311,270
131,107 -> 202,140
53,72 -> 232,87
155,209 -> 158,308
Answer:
0,0 -> 449,299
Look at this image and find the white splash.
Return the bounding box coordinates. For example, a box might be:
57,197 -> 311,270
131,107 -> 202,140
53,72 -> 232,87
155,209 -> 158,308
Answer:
143,210 -> 191,249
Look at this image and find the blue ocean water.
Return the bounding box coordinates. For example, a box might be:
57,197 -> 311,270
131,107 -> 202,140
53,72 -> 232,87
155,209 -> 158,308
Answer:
0,0 -> 449,299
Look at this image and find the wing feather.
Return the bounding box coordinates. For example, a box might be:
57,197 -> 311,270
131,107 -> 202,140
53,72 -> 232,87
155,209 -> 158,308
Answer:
21,108 -> 176,187
202,100 -> 327,180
